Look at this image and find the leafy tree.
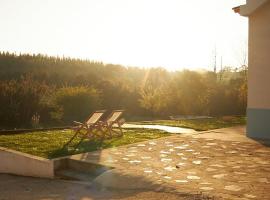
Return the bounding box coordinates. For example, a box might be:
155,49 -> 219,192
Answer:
51,86 -> 101,123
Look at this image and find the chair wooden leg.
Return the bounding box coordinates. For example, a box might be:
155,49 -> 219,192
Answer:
118,125 -> 123,137
73,136 -> 85,150
107,125 -> 113,139
63,129 -> 81,148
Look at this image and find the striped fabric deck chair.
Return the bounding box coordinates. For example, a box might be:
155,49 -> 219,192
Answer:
63,110 -> 106,148
99,110 -> 125,139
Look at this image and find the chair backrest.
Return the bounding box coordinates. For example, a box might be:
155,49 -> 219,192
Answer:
106,110 -> 124,124
86,110 -> 106,125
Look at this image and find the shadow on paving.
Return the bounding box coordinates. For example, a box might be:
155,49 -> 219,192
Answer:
0,173 -> 217,200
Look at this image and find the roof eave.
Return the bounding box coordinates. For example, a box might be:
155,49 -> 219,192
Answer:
233,0 -> 269,17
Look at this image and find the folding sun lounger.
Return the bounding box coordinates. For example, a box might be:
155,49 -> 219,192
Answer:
63,110 -> 106,148
99,110 -> 125,139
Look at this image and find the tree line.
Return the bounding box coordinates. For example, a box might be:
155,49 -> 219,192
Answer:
0,52 -> 247,129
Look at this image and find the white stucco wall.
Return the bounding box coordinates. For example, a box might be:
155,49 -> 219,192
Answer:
248,1 -> 270,109
0,147 -> 54,178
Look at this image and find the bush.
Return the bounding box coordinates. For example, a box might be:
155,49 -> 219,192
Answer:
51,86 -> 101,123
0,76 -> 51,128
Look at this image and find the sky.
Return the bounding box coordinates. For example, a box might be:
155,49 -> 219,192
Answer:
0,0 -> 248,71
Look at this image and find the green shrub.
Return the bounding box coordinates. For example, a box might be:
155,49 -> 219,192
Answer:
0,76 -> 51,128
51,86 -> 101,123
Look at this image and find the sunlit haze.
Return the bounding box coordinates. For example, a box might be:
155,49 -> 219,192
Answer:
0,0 -> 247,71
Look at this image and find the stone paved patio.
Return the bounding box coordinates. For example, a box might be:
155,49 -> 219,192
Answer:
70,126 -> 270,200
0,126 -> 270,200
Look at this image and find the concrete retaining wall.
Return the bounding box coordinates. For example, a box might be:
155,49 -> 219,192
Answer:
0,147 -> 54,178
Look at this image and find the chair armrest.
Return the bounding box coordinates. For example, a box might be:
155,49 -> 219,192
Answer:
118,118 -> 125,125
73,121 -> 83,125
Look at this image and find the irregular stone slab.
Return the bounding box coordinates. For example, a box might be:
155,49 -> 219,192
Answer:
128,146 -> 137,149
205,138 -> 215,141
200,187 -> 214,191
236,161 -> 244,164
192,160 -> 202,165
106,159 -> 118,163
187,175 -> 200,180
141,156 -> 151,160
144,170 -> 153,173
214,148 -> 224,151
234,172 -> 247,175
206,143 -> 217,146
240,154 -> 250,157
185,149 -> 194,152
160,154 -> 168,158
129,160 -> 141,164
112,152 -> 122,155
213,174 -> 227,179
256,160 -> 269,165
255,149 -> 270,153
125,154 -> 136,157
181,157 -> 188,160
128,150 -> 138,153
122,157 -> 129,161
226,151 -> 238,154
193,152 -> 201,155
169,148 -> 175,152
224,185 -> 243,192
206,168 -> 217,172
258,178 -> 269,183
198,156 -> 210,159
163,176 -> 172,180
93,170 -> 156,190
149,141 -> 157,145
210,164 -> 225,168
161,158 -> 172,162
137,144 -> 146,147
177,153 -> 184,156
236,147 -> 246,151
160,150 -> 171,154
175,179 -> 188,183
174,146 -> 187,150
200,182 -> 212,185
176,162 -> 186,167
164,166 -> 176,171
238,180 -> 250,183
247,165 -> 257,168
244,194 -> 256,199
202,146 -> 210,148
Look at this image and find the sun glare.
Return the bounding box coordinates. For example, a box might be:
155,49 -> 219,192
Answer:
0,0 -> 247,71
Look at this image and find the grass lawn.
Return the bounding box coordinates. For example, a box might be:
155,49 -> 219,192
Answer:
0,128 -> 170,159
132,116 -> 246,131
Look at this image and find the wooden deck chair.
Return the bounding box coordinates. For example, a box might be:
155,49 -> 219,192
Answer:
63,110 -> 106,148
99,110 -> 125,139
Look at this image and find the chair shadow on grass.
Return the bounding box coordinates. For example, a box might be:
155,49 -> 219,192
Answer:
48,139 -> 105,159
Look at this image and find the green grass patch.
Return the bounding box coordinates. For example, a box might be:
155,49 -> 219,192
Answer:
0,128 -> 170,159
132,116 -> 246,131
